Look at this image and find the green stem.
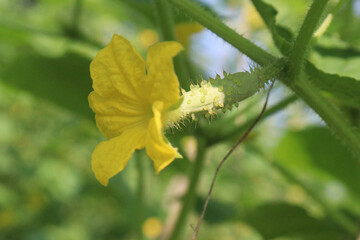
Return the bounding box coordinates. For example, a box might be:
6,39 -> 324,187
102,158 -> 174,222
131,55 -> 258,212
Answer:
154,0 -> 176,40
287,0 -> 329,82
154,0 -> 191,90
291,76 -> 360,159
166,0 -> 360,158
271,161 -> 358,235
254,0 -> 360,158
168,138 -> 207,240
135,151 -> 145,240
166,0 -> 276,66
331,0 -> 348,15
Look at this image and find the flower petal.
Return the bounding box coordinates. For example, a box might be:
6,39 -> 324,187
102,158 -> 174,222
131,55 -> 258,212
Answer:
90,34 -> 146,100
145,101 -> 180,173
89,91 -> 150,139
146,42 -> 183,108
92,127 -> 146,186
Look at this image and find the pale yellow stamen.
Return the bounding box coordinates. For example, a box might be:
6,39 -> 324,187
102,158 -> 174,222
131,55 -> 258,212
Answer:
165,81 -> 225,127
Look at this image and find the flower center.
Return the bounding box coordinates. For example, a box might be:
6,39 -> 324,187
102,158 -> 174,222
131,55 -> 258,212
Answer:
165,80 -> 225,128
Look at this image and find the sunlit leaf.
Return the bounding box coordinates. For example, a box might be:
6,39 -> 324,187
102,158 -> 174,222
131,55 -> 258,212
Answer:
245,202 -> 349,240
306,62 -> 360,109
274,127 -> 360,195
314,46 -> 360,59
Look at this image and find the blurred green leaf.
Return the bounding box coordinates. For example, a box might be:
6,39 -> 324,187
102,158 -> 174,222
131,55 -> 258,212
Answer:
328,1 -> 360,45
195,197 -> 237,224
119,0 -> 212,28
0,49 -> 93,119
245,202 -> 348,240
120,0 -> 157,27
274,127 -> 360,195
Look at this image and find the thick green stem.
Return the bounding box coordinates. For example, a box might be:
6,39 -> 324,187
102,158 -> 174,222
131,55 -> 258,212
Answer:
166,0 -> 276,66
135,151 -> 145,240
166,0 -> 360,158
271,161 -> 358,235
168,138 -> 207,240
154,0 -> 191,90
291,76 -> 360,159
287,0 -> 329,82
251,0 -> 360,156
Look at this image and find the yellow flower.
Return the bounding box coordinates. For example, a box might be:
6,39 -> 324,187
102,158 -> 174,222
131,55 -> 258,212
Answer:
142,217 -> 163,238
89,34 -> 184,186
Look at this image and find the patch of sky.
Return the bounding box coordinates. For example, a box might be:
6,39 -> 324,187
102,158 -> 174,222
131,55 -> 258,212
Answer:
354,0 -> 360,16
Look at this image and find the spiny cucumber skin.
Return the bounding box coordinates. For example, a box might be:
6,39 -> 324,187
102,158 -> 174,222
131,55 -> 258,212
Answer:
209,70 -> 270,110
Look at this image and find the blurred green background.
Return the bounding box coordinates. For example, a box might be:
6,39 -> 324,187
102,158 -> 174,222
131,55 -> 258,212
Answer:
0,0 -> 360,239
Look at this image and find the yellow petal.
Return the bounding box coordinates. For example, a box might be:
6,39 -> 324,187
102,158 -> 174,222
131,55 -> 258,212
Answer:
91,127 -> 146,186
89,91 -> 150,139
90,34 -> 146,100
146,42 -> 183,109
145,101 -> 180,173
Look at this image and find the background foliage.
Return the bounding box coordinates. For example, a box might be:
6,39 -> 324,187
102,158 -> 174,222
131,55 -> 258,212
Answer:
0,0 -> 359,239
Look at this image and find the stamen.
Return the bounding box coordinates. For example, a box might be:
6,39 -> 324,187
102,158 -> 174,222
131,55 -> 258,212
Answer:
165,80 -> 225,128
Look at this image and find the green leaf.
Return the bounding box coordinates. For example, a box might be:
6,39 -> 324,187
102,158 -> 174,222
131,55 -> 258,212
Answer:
245,202 -> 348,240
328,1 -> 360,45
274,127 -> 360,195
251,0 -> 360,66
250,0 -> 294,55
305,62 -> 360,109
0,49 -> 93,119
314,46 -> 360,59
309,36 -> 360,79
